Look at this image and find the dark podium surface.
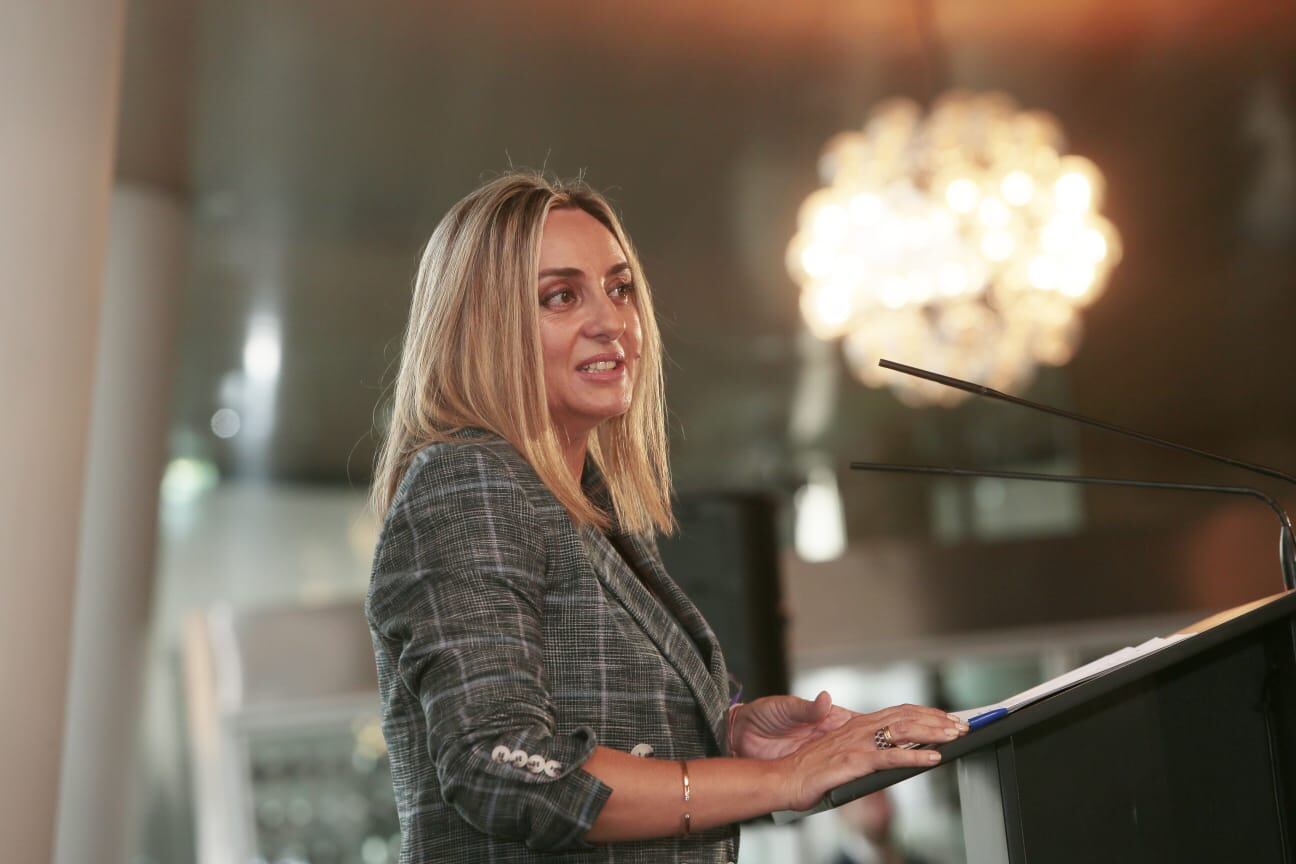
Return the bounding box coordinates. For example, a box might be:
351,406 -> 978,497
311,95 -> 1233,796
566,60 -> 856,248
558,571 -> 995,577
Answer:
800,590 -> 1296,863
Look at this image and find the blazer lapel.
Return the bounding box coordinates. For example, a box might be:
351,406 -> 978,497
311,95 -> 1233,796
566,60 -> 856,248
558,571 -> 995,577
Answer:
615,531 -> 732,707
582,526 -> 729,753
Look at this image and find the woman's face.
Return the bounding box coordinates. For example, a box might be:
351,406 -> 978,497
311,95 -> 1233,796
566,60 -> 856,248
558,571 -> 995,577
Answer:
536,207 -> 642,444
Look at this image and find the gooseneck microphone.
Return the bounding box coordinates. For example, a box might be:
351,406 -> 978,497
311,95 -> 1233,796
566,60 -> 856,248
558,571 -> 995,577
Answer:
878,359 -> 1296,487
868,360 -> 1296,591
849,462 -> 1294,585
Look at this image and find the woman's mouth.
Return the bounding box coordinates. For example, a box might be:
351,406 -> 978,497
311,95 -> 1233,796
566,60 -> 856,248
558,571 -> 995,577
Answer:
575,357 -> 626,379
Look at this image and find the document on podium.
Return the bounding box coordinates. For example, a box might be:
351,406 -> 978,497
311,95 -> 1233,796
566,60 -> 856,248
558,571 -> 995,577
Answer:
771,630 -> 1195,825
955,591 -> 1291,726
951,633 -> 1194,727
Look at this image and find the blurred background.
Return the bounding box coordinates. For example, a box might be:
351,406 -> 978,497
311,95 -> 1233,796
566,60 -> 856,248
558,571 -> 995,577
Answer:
6,1 -> 1296,862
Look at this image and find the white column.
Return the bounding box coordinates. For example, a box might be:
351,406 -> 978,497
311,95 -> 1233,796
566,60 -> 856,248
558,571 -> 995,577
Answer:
54,186 -> 187,864
0,3 -> 126,861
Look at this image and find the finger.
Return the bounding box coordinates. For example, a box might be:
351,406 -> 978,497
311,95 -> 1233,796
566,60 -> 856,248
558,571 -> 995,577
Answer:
892,703 -> 957,723
790,690 -> 833,724
894,713 -> 966,734
870,704 -> 965,730
873,747 -> 943,770
886,719 -> 966,744
843,713 -> 964,747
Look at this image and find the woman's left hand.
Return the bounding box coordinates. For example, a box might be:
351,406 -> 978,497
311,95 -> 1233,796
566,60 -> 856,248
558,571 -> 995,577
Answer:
729,690 -> 856,760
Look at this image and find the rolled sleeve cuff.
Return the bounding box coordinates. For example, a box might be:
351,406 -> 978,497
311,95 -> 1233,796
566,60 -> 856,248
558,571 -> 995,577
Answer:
532,759 -> 612,851
444,724 -> 614,851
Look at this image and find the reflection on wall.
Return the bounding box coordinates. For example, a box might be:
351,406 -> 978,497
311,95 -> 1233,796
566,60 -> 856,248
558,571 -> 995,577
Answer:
132,483 -> 378,864
246,721 -> 397,864
181,602 -> 384,863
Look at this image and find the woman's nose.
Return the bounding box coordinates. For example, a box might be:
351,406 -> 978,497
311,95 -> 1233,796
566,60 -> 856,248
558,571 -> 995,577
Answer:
584,292 -> 626,340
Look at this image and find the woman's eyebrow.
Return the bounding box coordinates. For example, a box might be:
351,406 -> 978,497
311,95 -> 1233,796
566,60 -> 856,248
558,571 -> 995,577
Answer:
538,266 -> 582,279
538,262 -> 631,279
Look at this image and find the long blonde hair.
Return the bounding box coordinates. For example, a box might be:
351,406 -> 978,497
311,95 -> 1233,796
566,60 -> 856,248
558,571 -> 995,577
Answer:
370,170 -> 673,536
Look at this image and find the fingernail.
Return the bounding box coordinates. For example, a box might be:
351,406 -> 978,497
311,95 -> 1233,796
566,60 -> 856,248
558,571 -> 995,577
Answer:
944,728 -> 958,738
956,722 -> 969,732
928,751 -> 941,763
946,713 -> 962,722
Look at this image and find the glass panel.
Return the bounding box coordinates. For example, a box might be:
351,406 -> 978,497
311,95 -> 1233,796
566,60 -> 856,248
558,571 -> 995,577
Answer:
244,717 -> 398,864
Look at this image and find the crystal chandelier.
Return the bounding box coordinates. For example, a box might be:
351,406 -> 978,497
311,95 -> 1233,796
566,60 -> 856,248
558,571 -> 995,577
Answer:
787,91 -> 1121,406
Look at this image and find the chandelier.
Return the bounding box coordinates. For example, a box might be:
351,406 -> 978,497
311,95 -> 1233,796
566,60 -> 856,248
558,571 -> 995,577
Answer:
787,91 -> 1121,406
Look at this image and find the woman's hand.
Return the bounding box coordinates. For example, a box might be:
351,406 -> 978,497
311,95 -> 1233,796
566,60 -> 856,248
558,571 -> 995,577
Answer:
770,701 -> 969,812
729,691 -> 857,759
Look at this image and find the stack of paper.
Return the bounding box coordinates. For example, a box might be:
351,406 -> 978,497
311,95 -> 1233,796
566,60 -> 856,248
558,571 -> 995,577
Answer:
952,633 -> 1194,723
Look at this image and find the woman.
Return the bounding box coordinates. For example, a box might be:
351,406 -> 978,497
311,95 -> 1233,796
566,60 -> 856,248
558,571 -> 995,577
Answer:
366,171 -> 967,863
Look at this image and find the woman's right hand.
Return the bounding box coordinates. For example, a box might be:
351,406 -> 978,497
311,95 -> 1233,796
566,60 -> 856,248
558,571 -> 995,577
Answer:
777,704 -> 968,811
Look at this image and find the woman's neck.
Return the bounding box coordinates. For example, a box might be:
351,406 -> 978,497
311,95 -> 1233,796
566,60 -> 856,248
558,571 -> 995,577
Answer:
561,433 -> 589,486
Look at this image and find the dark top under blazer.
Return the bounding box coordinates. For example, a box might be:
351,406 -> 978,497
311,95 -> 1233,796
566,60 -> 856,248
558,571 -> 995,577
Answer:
366,429 -> 739,863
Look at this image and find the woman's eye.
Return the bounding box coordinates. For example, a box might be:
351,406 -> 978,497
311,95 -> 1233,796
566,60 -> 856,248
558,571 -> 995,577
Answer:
610,282 -> 635,301
542,288 -> 575,308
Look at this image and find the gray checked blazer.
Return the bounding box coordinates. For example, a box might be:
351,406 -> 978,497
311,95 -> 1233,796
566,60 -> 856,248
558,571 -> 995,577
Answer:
366,429 -> 740,863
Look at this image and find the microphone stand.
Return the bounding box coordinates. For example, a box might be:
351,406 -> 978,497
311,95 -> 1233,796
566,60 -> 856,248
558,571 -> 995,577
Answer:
878,359 -> 1296,487
875,359 -> 1296,591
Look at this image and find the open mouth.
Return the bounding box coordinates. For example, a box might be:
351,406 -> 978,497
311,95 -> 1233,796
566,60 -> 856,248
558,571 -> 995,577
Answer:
577,359 -> 623,372
578,357 -> 622,373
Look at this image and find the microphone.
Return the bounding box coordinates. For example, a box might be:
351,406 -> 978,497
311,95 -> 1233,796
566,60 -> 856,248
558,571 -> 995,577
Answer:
874,359 -> 1296,591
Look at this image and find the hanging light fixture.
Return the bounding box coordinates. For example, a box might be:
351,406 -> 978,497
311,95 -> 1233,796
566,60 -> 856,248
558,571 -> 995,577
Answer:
787,91 -> 1121,406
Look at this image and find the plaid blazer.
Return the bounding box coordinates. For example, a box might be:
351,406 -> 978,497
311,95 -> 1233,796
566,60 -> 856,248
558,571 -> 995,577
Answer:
366,429 -> 740,863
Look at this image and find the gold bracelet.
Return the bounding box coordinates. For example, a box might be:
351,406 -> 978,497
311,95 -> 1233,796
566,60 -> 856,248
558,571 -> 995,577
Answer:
680,760 -> 692,836
726,702 -> 743,755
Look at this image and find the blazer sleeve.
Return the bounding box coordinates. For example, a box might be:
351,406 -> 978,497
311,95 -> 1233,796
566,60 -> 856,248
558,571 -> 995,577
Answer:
367,445 -> 612,851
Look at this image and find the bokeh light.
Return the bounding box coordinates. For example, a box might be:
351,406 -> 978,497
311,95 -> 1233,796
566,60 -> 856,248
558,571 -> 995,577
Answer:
788,92 -> 1122,404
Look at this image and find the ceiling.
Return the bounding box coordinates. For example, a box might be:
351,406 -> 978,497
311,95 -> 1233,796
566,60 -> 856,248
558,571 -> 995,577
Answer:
116,0 -> 1296,540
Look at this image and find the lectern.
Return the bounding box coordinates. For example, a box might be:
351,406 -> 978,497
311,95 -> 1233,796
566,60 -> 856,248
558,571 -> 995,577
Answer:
800,591 -> 1296,863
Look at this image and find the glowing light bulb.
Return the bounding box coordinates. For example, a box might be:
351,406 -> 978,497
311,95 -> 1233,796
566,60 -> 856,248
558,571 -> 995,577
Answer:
1053,156 -> 1102,214
945,178 -> 979,214
981,230 -> 1016,262
877,275 -> 910,309
811,203 -> 849,240
849,192 -> 884,225
976,196 -> 1012,229
1028,255 -> 1059,291
1080,226 -> 1108,261
938,262 -> 969,296
801,281 -> 853,338
1000,170 -> 1035,206
800,243 -> 834,280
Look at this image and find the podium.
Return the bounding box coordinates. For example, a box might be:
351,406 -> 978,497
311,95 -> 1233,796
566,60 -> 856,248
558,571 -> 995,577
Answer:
808,590 -> 1296,863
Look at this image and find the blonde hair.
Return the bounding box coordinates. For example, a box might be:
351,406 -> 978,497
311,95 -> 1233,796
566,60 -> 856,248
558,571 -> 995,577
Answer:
370,170 -> 673,536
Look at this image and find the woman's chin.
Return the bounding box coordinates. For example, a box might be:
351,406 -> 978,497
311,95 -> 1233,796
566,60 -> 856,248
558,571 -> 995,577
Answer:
575,389 -> 634,423
588,402 -> 632,426
551,400 -> 633,439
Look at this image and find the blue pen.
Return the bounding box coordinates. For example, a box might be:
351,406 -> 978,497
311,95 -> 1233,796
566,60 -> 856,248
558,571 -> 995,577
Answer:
967,708 -> 1009,731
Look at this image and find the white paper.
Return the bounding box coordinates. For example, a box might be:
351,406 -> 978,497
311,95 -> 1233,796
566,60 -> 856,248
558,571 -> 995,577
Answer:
952,633 -> 1193,722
